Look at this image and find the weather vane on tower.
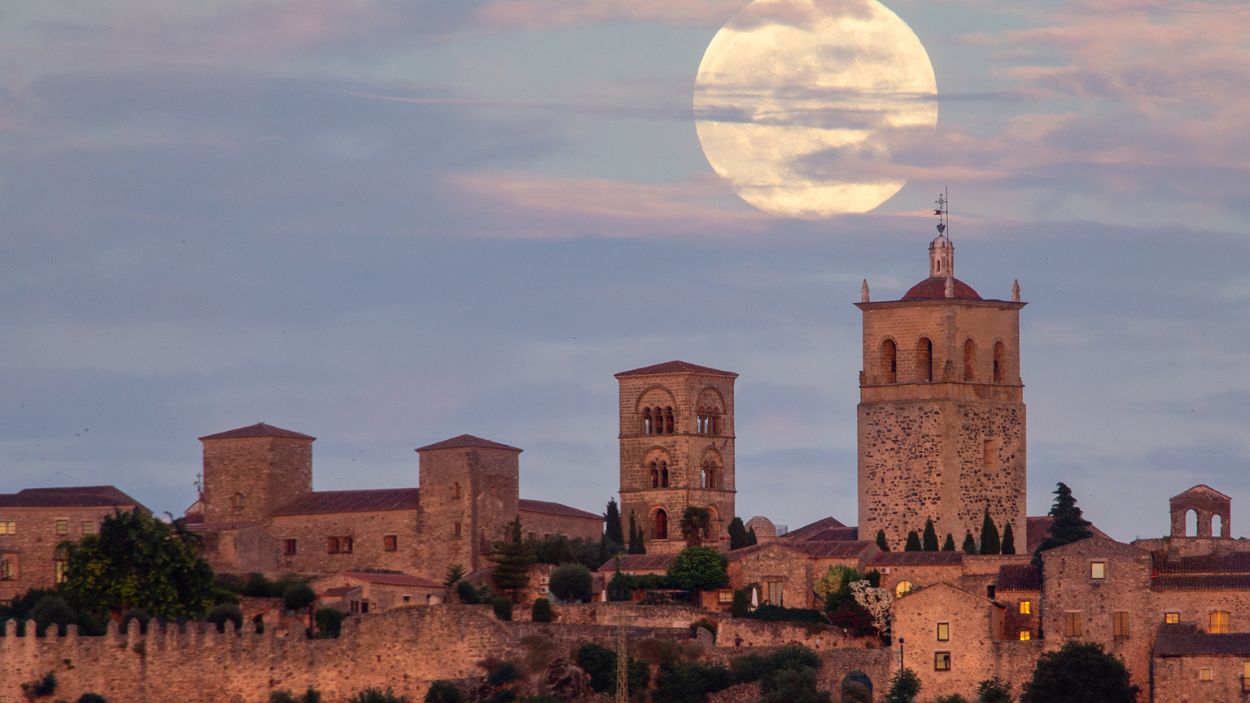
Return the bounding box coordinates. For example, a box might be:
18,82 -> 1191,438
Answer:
934,187 -> 949,238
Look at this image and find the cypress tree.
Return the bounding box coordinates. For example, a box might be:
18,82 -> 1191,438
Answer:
489,519 -> 534,600
627,513 -> 645,555
962,531 -> 978,554
727,517 -> 751,550
922,519 -> 939,551
942,533 -> 956,551
1001,521 -> 1016,555
876,529 -> 890,552
980,511 -> 1001,555
904,530 -> 922,552
1033,482 -> 1094,566
604,499 -> 624,549
746,527 -> 758,546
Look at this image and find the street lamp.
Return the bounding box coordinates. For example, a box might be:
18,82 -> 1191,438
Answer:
898,636 -> 905,670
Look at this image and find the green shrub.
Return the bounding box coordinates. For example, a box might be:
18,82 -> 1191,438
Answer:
424,682 -> 463,703
206,604 -> 243,633
840,681 -> 872,703
243,572 -> 277,597
486,661 -> 522,686
347,689 -> 408,703
492,597 -> 513,621
730,588 -> 751,618
548,563 -> 593,603
884,668 -> 921,703
23,672 -> 57,698
76,694 -> 108,703
575,643 -> 649,694
935,695 -> 969,703
315,608 -> 345,638
654,661 -> 732,703
270,691 -> 299,703
531,598 -> 553,623
32,596 -> 77,636
457,580 -> 491,604
283,583 -> 316,611
976,677 -> 1013,703
744,604 -> 826,624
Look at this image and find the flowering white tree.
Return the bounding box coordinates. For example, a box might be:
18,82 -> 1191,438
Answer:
850,580 -> 893,637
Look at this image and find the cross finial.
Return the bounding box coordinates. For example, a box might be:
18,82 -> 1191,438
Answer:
934,188 -> 949,238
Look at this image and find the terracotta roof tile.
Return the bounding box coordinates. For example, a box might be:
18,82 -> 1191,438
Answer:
415,434 -> 521,453
782,517 -> 847,542
1026,515 -> 1110,554
596,553 -> 676,573
900,277 -> 982,301
1155,623 -> 1250,656
1152,574 -> 1250,591
729,540 -> 872,562
0,485 -> 145,510
866,551 -> 963,566
1155,553 -> 1250,575
996,564 -> 1041,591
518,499 -> 601,521
615,360 -> 737,378
341,571 -> 442,588
199,422 -> 315,441
272,488 -> 419,516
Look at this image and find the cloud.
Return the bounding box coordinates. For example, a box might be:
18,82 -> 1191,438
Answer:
474,0 -> 743,28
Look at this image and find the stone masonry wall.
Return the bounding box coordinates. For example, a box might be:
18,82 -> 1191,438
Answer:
1152,654 -> 1250,703
0,506 -> 129,603
516,509 -> 602,543
417,447 -> 519,579
268,509 -> 420,575
202,437 -> 312,525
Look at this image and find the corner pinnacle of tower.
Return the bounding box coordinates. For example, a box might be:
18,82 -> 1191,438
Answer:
1012,279 -> 1021,302
861,279 -> 870,303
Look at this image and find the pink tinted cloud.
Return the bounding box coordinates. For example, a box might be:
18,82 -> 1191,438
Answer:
474,0 -> 743,28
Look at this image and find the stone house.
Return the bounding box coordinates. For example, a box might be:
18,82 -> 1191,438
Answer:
727,540 -> 874,609
311,571 -> 444,613
1152,623 -> 1250,702
891,583 -> 1007,699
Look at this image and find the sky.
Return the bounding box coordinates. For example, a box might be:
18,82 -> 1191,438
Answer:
2,0 -> 1249,542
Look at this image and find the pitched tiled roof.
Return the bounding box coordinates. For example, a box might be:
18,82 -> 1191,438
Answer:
1154,552 -> 1250,575
1152,574 -> 1250,591
199,422 -> 315,441
596,553 -> 676,573
615,360 -> 737,378
783,517 -> 847,542
518,499 -> 601,521
415,435 -> 521,453
865,551 -> 963,567
0,485 -> 145,510
729,540 -> 872,562
341,571 -> 442,588
1170,484 -> 1231,502
996,564 -> 1042,591
271,488 -> 419,516
900,277 -> 982,301
1025,515 -> 1110,554
1155,623 -> 1250,656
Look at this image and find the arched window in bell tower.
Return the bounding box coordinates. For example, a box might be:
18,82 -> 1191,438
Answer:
881,339 -> 897,384
993,342 -> 1006,383
650,462 -> 659,488
664,407 -> 675,434
643,408 -> 653,435
963,339 -> 976,382
661,462 -> 670,488
654,509 -> 668,540
917,337 -> 933,382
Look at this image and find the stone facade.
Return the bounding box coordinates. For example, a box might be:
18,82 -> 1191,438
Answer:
616,361 -> 737,553
857,235 -> 1026,552
200,424 -> 314,525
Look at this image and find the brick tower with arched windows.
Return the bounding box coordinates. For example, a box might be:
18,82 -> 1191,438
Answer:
856,232 -> 1026,552
616,361 -> 737,554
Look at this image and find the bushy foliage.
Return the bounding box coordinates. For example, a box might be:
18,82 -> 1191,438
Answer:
1032,483 -> 1094,566
486,661 -> 523,687
492,597 -> 513,621
760,666 -> 831,703
883,668 -> 921,703
976,676 -> 1013,703
654,661 -> 733,703
1021,641 -> 1138,703
22,672 -> 57,698
627,512 -> 646,554
604,499 -> 625,549
76,694 -> 109,703
904,531 -> 922,552
678,507 -> 712,546
875,530 -> 889,551
942,533 -> 956,551
207,604 -> 243,633
922,519 -> 939,551
1001,522 -> 1016,555
32,595 -> 77,636
283,583 -> 316,612
608,561 -> 634,602
315,608 -> 345,638
962,532 -> 978,554
548,563 -> 593,603
527,535 -> 605,571
424,681 -> 464,703
727,517 -> 757,550
490,520 -> 534,598
730,587 -> 751,618
666,547 -> 728,592
347,688 -> 408,703
840,679 -> 872,703
456,580 -> 493,605
935,696 -> 969,703
744,604 -> 826,624
575,643 -> 649,694
731,645 -> 828,703
531,598 -> 553,623
980,512 -> 1001,555
443,565 -> 466,589
270,689 -> 321,703
121,608 -> 151,633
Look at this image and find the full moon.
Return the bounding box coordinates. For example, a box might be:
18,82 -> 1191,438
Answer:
694,0 -> 938,219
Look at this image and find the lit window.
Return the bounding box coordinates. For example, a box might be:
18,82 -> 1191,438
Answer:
0,521 -> 14,535
1165,612 -> 1180,624
0,555 -> 14,580
54,558 -> 69,584
717,590 -> 734,604
55,519 -> 69,536
934,652 -> 951,671
1243,662 -> 1250,687
1019,630 -> 1031,641
1063,611 -> 1083,638
384,535 -> 398,552
283,539 -> 297,556
895,580 -> 915,598
1113,611 -> 1131,638
1090,561 -> 1106,580
81,521 -> 96,535
1210,611 -> 1231,634
1199,667 -> 1213,682
937,622 -> 950,641
1019,600 -> 1032,615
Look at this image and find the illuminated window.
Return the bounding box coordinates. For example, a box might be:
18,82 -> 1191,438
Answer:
1019,630 -> 1031,641
54,558 -> 69,584
934,652 -> 951,671
1113,611 -> 1131,638
81,521 -> 96,535
717,590 -> 733,604
1019,600 -> 1032,615
0,521 -> 15,535
1063,611 -> 1083,638
0,555 -> 14,580
384,534 -> 398,552
283,539 -> 297,556
937,622 -> 950,641
1090,561 -> 1106,580
55,519 -> 69,536
1210,611 -> 1231,634
895,580 -> 915,598
1243,662 -> 1250,688
1165,612 -> 1180,624
1199,667 -> 1213,682
765,579 -> 784,606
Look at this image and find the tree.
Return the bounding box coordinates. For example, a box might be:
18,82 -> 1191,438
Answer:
876,530 -> 890,552
1033,482 -> 1094,565
962,531 -> 978,554
746,527 -> 758,546
667,546 -> 728,594
883,668 -> 921,703
548,563 -> 593,603
1001,522 -> 1016,555
284,583 -> 316,611
942,533 -> 956,551
904,530 -> 922,552
607,559 -> 632,602
604,499 -> 625,549
443,564 -> 466,589
727,517 -> 753,550
980,512 -> 1001,555
976,676 -> 1013,703
424,682 -> 463,703
315,608 -> 345,638
490,519 -> 534,600
627,513 -> 646,554
531,598 -> 553,623
61,510 -> 215,620
922,519 -> 939,551
1020,641 -> 1138,703
679,506 -> 711,547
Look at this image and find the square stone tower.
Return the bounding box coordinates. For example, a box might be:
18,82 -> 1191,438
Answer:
199,422 -> 314,524
616,360 -> 737,554
856,233 -> 1026,552
415,434 -> 521,574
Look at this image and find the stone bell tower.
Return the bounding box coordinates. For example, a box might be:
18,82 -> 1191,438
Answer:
856,214 -> 1027,552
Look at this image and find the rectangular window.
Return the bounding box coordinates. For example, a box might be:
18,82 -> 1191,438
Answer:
934,652 -> 951,671
340,536 -> 353,554
717,590 -> 734,604
1063,611 -> 1083,638
54,558 -> 69,584
283,539 -> 297,556
1090,561 -> 1106,580
0,555 -> 14,580
327,537 -> 340,554
765,579 -> 784,606
1019,630 -> 1031,641
453,522 -> 461,538
1165,612 -> 1180,624
1019,600 -> 1032,615
1210,611 -> 1231,634
55,519 -> 69,536
0,521 -> 15,535
1242,662 -> 1250,691
81,521 -> 96,535
1199,667 -> 1213,682
936,622 -> 950,641
1113,611 -> 1131,638
384,534 -> 398,552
